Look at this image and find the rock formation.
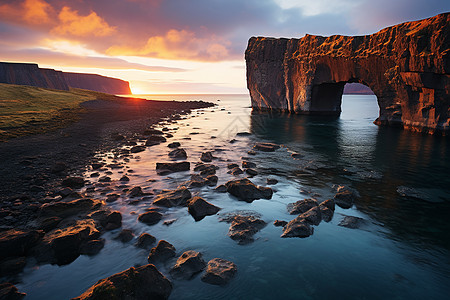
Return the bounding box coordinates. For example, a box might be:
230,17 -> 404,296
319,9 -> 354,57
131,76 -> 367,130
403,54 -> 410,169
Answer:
0,62 -> 131,95
245,13 -> 450,134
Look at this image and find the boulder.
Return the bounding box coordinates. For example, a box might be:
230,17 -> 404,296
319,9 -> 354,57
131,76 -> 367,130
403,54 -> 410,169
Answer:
115,229 -> 134,243
0,257 -> 27,276
338,216 -> 367,229
273,220 -> 288,227
253,143 -> 280,152
148,240 -> 176,263
146,135 -> 167,143
225,178 -> 273,202
245,168 -> 258,176
319,199 -> 335,222
40,198 -> 100,219
224,215 -> 266,245
0,283 -> 26,300
201,258 -> 237,286
299,206 -> 322,226
136,233 -> 156,249
143,129 -> 164,135
138,211 -> 163,226
79,239 -> 105,255
287,198 -> 318,215
242,161 -> 256,168
156,162 -> 190,174
281,217 -> 314,238
227,163 -> 239,169
153,188 -> 191,207
73,264 -> 172,300
187,197 -> 221,221
334,190 -> 356,209
169,250 -> 206,279
101,211 -> 122,230
266,178 -> 278,185
119,175 -> 130,181
128,186 -> 144,197
130,145 -> 146,153
38,216 -> 62,232
62,177 -> 85,188
0,229 -> 44,258
168,148 -> 187,159
200,152 -> 213,162
168,142 -> 181,148
214,185 -> 227,193
106,193 -> 120,203
194,163 -> 218,176
186,174 -> 218,188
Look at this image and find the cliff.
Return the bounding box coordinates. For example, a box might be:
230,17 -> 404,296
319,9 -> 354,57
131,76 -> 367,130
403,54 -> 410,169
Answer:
245,12 -> 450,134
0,62 -> 131,95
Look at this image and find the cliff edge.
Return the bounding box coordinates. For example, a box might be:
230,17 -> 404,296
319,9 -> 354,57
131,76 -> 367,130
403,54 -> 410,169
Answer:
245,13 -> 450,134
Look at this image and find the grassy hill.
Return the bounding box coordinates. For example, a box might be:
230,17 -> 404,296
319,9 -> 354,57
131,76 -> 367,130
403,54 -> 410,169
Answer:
0,83 -> 132,141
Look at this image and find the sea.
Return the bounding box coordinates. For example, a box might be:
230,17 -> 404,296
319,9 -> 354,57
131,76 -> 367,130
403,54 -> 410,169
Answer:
16,94 -> 450,299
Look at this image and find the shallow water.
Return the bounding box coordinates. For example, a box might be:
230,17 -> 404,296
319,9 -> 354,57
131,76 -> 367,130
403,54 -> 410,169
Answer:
16,94 -> 450,299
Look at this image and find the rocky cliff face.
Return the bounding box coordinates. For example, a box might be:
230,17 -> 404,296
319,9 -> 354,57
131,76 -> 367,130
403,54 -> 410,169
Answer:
0,62 -> 131,95
246,13 -> 450,134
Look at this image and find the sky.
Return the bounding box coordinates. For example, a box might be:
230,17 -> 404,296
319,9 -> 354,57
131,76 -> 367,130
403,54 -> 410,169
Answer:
0,0 -> 448,94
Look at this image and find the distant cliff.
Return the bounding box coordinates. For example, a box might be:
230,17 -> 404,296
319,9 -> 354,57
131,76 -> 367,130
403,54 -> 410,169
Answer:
246,13 -> 450,134
0,62 -> 131,95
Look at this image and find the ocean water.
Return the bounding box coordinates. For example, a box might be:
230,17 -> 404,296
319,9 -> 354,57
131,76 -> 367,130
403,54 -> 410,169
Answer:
16,94 -> 450,299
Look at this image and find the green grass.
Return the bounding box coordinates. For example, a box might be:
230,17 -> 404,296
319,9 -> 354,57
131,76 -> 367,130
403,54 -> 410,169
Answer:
0,83 -> 132,141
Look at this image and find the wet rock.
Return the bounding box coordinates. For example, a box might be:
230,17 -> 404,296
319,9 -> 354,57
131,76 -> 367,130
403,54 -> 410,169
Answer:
170,250 -> 206,280
168,142 -> 181,148
245,168 -> 258,176
281,217 -> 314,238
236,132 -> 251,136
147,240 -> 176,263
200,152 -> 213,162
299,206 -> 322,226
214,184 -> 227,193
247,150 -> 256,155
90,172 -> 100,178
106,193 -> 120,203
38,216 -> 62,232
50,162 -> 67,173
338,216 -> 367,229
136,233 -> 156,249
187,174 -> 218,188
156,162 -> 190,174
188,197 -> 221,221
143,129 -> 164,135
291,152 -> 303,159
40,198 -> 100,219
146,135 -> 167,143
0,229 -> 40,258
0,283 -> 26,300
101,211 -> 122,230
273,220 -> 288,227
153,188 -> 191,207
0,257 -> 26,276
396,186 -> 431,201
242,161 -> 256,168
266,178 -> 278,185
138,211 -> 163,226
319,199 -> 335,222
128,186 -> 144,197
119,175 -> 130,181
194,163 -> 219,176
168,148 -> 187,159
73,264 -> 172,300
228,167 -> 243,175
224,215 -> 266,245
79,239 -> 105,255
91,163 -> 104,170
201,258 -> 237,286
163,219 -> 176,226
287,198 -> 318,215
227,163 -> 239,169
225,178 -> 273,202
253,142 -> 280,152
62,176 -> 85,188
115,229 -> 134,243
130,145 -> 146,153
334,189 -> 357,209
35,219 -> 100,265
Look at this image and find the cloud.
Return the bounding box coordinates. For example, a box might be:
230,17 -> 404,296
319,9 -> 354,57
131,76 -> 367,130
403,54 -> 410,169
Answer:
52,6 -> 116,37
0,0 -> 54,25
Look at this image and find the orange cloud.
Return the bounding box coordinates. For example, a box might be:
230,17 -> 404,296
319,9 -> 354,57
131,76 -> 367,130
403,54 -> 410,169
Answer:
52,6 -> 116,37
0,0 -> 53,25
107,29 -> 230,61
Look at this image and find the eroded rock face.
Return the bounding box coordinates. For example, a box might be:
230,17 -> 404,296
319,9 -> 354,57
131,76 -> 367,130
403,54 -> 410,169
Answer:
246,13 -> 450,134
73,264 -> 172,300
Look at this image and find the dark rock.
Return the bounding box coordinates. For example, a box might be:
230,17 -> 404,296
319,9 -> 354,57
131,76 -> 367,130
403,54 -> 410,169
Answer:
194,163 -> 218,176
299,206 -> 322,226
73,264 -> 172,300
119,175 -> 130,181
130,145 -> 146,153
148,240 -> 176,263
146,135 -> 167,143
214,185 -> 227,193
128,186 -> 144,197
201,258 -> 237,286
115,229 -> 134,243
168,142 -> 181,148
247,150 -> 256,155
200,152 -> 213,162
156,162 -> 190,174
62,176 -> 85,188
79,239 -> 105,255
91,163 -> 104,170
0,283 -> 26,300
236,132 -> 251,136
334,189 -> 357,209
168,148 -> 187,159
242,161 -> 256,168
40,198 -> 100,218
281,217 -> 314,238
188,197 -> 221,221
225,178 -> 273,202
339,216 -> 367,229
273,220 -> 288,227
153,188 -> 191,207
98,175 -> 111,182
245,168 -> 258,176
224,215 -> 266,245
90,172 -> 100,177
39,216 -> 62,232
50,162 -> 67,173
253,143 -> 280,152
287,198 -> 318,215
106,193 -> 120,203
170,250 -> 206,280
291,152 -> 303,159
0,257 -> 27,276
227,163 -> 239,169
136,233 -> 156,249
138,211 -> 163,226
163,219 -> 176,226
228,167 -> 243,175
101,211 -> 122,230
266,178 -> 278,185
143,129 -> 164,135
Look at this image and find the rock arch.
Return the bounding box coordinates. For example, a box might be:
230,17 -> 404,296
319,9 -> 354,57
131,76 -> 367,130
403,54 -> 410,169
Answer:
245,13 -> 450,134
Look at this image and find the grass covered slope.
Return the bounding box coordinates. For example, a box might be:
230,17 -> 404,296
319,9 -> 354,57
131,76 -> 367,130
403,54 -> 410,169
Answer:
0,83 -> 134,141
